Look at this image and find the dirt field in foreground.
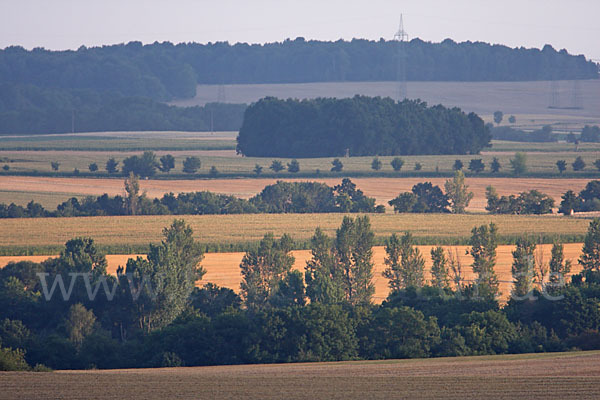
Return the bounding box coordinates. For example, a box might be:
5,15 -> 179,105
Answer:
0,176 -> 591,212
2,351 -> 599,399
0,243 -> 584,303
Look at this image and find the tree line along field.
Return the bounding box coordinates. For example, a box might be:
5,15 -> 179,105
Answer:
3,146 -> 600,177
3,351 -> 600,399
0,242 -> 584,303
0,175 -> 593,211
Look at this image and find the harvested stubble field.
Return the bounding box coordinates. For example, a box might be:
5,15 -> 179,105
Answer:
0,243 -> 585,303
2,351 -> 600,399
0,175 -> 592,210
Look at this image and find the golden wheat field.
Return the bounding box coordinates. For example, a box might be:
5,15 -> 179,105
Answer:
0,243 -> 584,303
2,351 -> 600,399
0,213 -> 591,251
0,176 -> 592,211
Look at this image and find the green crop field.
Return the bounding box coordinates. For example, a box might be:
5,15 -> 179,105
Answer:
0,213 -> 592,256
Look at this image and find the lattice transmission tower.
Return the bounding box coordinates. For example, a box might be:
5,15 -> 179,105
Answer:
393,14 -> 409,101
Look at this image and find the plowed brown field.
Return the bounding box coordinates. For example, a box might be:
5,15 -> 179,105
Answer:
2,351 -> 600,399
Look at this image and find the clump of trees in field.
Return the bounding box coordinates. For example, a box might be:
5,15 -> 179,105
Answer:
3,217 -> 600,370
236,96 -> 491,157
485,186 -> 555,215
559,180 -> 600,214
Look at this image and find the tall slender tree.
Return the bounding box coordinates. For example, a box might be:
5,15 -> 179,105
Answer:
469,223 -> 499,298
511,237 -> 536,298
383,232 -> 425,291
579,218 -> 600,272
444,170 -> 474,214
240,233 -> 295,310
430,246 -> 450,290
549,242 -> 572,285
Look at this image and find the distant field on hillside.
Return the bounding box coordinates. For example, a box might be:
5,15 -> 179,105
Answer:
3,351 -> 599,399
171,80 -> 600,130
0,213 -> 591,256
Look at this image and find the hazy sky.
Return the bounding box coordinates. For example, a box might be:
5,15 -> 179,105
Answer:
1,0 -> 599,60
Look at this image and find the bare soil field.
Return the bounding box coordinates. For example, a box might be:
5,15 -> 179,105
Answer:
2,351 -> 599,399
0,176 -> 591,211
0,243 -> 584,303
171,80 -> 600,129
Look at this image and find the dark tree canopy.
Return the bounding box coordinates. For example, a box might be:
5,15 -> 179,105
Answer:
1,39 -> 596,101
237,96 -> 491,157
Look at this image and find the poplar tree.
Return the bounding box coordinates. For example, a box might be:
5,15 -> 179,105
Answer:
511,237 -> 536,298
469,223 -> 499,298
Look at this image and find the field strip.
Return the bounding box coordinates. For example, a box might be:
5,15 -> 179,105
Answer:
0,243 -> 584,303
0,213 -> 591,251
3,351 -> 600,399
0,176 -> 592,212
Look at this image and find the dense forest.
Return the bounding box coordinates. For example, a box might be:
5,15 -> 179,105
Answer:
237,96 -> 491,157
0,84 -> 245,134
2,217 -> 600,371
1,39 -> 597,101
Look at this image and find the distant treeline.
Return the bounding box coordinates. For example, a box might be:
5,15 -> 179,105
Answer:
0,84 -> 245,134
237,96 -> 491,157
0,178 -> 384,218
1,39 -> 597,101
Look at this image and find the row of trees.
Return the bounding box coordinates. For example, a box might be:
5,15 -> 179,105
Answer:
0,83 -> 245,134
559,180 -> 600,214
0,178 -> 383,218
237,97 -> 491,157
556,156 -> 600,173
2,40 -> 596,102
4,217 -> 600,370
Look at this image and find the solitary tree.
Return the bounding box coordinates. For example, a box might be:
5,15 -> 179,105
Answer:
209,166 -> 219,177
287,159 -> 300,173
182,156 -> 201,173
510,152 -> 527,175
253,164 -> 263,175
444,170 -> 474,214
414,162 -> 423,171
579,219 -> 600,272
240,233 -> 295,310
331,158 -> 343,172
88,162 -> 98,172
383,232 -> 425,291
122,151 -> 158,178
468,159 -> 485,174
106,158 -> 119,174
391,157 -> 404,171
556,160 -> 567,174
469,223 -> 499,298
572,156 -> 586,171
2,165 -> 9,171
371,157 -> 382,171
493,111 -> 503,125
124,172 -> 141,215
51,161 -> 60,171
270,160 -> 285,173
453,159 -> 463,171
430,247 -> 450,290
159,154 -> 175,173
491,157 -> 501,173
508,115 -> 516,124
594,159 -> 600,171
511,237 -> 536,298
